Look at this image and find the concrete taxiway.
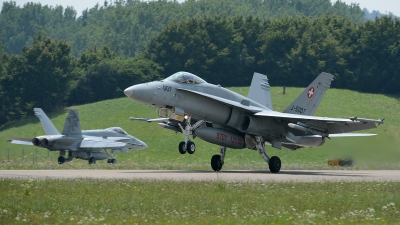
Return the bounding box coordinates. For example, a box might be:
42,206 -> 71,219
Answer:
1,170 -> 400,182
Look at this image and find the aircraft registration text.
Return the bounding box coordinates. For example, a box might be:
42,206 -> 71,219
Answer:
290,105 -> 306,114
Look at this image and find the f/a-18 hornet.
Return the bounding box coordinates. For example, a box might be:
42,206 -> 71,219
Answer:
124,72 -> 384,173
7,108 -> 147,164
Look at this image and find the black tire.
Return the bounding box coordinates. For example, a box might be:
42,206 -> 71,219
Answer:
111,159 -> 117,164
58,156 -> 65,165
107,159 -> 111,164
268,156 -> 281,173
187,142 -> 196,154
211,154 -> 223,171
89,157 -> 96,165
178,142 -> 186,154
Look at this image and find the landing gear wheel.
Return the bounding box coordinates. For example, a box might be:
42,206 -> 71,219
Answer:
178,141 -> 186,154
110,159 -> 116,164
58,156 -> 65,165
88,157 -> 96,165
187,141 -> 196,154
268,156 -> 281,173
211,154 -> 223,171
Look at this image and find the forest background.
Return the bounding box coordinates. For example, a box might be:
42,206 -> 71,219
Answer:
0,0 -> 399,127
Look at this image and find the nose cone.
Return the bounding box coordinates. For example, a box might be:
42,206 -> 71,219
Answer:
124,83 -> 153,104
138,140 -> 148,150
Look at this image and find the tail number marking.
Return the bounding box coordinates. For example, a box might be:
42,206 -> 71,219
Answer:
290,105 -> 306,114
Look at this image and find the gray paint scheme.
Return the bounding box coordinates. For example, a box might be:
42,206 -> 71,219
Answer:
7,108 -> 147,164
124,71 -> 384,172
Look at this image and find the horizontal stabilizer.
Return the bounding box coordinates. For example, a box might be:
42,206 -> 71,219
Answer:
80,138 -> 127,149
7,137 -> 33,146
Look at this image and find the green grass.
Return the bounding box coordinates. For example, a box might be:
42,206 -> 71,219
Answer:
0,179 -> 399,224
1,86 -> 399,170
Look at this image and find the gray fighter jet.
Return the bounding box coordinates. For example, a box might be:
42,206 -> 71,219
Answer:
7,108 -> 147,164
124,72 -> 384,173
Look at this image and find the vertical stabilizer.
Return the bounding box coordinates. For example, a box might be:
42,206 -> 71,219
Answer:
247,72 -> 273,110
34,108 -> 60,135
283,72 -> 334,116
62,109 -> 82,137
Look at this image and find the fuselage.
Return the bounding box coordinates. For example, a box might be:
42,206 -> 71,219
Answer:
124,72 -> 325,149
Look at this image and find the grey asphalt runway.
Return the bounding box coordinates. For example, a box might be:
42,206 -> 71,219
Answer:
1,170 -> 400,182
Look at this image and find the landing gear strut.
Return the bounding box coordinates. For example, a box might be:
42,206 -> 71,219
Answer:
105,149 -> 117,164
177,116 -> 203,155
255,136 -> 281,173
211,146 -> 226,171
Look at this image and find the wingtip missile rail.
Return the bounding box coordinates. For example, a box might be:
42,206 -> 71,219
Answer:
349,117 -> 385,125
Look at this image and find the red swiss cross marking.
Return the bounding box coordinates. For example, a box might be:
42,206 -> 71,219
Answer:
307,87 -> 315,98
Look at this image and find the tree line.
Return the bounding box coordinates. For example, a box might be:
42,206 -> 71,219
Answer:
1,14 -> 399,127
143,14 -> 400,93
1,0 -> 365,57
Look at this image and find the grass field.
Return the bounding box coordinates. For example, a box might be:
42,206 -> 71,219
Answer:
0,86 -> 399,170
0,179 -> 399,224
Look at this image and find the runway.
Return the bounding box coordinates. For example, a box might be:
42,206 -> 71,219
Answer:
1,170 -> 400,182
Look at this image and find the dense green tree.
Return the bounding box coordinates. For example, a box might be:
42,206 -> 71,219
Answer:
0,37 -> 9,125
67,48 -> 162,106
352,16 -> 400,94
1,30 -> 73,122
1,0 -> 366,57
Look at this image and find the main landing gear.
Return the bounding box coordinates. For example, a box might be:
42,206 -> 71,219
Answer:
209,136 -> 281,173
105,149 -> 117,164
211,146 -> 226,171
58,150 -> 72,165
177,116 -> 203,155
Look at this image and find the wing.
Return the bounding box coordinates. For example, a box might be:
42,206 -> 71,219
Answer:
256,110 -> 384,134
129,117 -> 170,123
80,138 -> 127,149
7,137 -> 34,146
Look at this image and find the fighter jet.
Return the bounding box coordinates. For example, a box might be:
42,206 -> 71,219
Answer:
7,108 -> 147,164
124,71 -> 384,173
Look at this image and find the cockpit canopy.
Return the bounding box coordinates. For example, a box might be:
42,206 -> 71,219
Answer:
106,127 -> 128,135
165,71 -> 206,84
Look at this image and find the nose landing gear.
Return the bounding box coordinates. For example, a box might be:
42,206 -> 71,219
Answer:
177,116 -> 203,155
